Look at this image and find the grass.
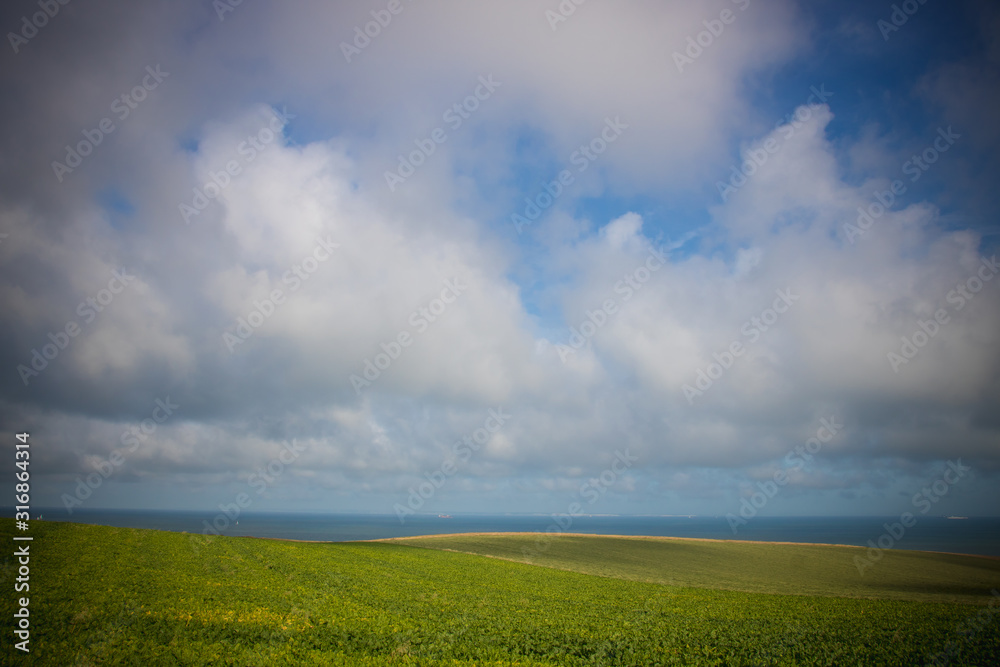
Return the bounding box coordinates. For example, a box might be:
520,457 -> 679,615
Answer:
1,518 -> 999,665
386,532 -> 1000,605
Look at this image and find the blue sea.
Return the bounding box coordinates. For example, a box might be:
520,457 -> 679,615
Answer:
25,510 -> 1000,557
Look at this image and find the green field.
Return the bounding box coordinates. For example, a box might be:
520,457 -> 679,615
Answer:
2,519 -> 999,665
389,532 -> 1000,605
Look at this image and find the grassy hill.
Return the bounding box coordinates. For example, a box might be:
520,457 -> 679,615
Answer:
387,532 -> 1000,605
2,519 -> 999,665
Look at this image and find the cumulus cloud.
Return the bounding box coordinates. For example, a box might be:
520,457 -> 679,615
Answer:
0,0 -> 997,516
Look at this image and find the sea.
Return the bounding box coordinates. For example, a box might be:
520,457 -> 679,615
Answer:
25,510 -> 1000,557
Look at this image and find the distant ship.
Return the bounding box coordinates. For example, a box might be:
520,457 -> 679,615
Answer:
438,514 -> 452,519
946,516 -> 969,519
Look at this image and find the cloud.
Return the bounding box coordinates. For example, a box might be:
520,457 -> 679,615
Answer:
0,0 -> 997,516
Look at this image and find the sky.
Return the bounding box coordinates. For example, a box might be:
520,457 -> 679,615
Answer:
1,0 -> 999,521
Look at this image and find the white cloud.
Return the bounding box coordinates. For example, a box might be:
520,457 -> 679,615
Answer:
1,0 -> 997,515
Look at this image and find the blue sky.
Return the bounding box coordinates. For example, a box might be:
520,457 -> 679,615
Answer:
1,0 -> 998,521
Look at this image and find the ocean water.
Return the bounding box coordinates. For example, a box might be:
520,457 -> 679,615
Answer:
26,509 -> 1000,557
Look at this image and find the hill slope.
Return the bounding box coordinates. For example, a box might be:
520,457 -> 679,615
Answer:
388,532 -> 1000,605
2,519 -> 999,665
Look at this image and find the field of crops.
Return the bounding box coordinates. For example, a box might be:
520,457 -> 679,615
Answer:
393,532 -> 1000,605
2,519 -> 999,665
